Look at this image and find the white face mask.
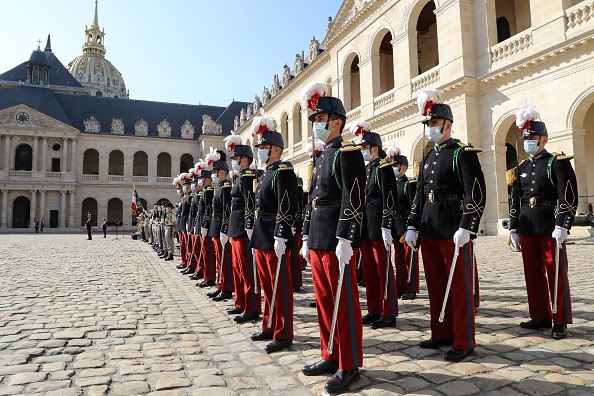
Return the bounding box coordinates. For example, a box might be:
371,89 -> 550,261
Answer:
524,139 -> 540,155
190,183 -> 196,191
393,167 -> 400,177
176,190 -> 181,196
197,179 -> 204,186
257,148 -> 270,164
426,126 -> 444,143
182,186 -> 187,193
361,149 -> 372,162
313,122 -> 332,142
211,174 -> 219,184
231,159 -> 240,171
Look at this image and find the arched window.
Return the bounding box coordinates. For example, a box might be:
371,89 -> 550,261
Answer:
81,198 -> 98,226
157,153 -> 172,177
133,151 -> 148,177
12,196 -> 31,228
179,154 -> 194,174
15,144 -> 33,171
495,0 -> 531,40
108,150 -> 124,175
280,112 -> 289,147
496,17 -> 511,43
83,149 -> 99,175
292,103 -> 302,145
416,1 -> 439,76
32,66 -> 40,84
378,31 -> 394,95
107,198 -> 123,226
95,91 -> 103,97
350,56 -> 361,109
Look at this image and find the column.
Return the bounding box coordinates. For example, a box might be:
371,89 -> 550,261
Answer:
68,191 -> 75,228
70,139 -> 77,173
357,55 -> 379,118
4,135 -> 10,170
572,128 -> 589,214
60,191 -> 66,228
30,190 -> 37,228
32,137 -> 39,171
41,137 -> 48,172
62,138 -> 68,172
124,154 -> 133,181
1,190 -> 8,228
39,190 -> 46,226
148,154 -> 157,184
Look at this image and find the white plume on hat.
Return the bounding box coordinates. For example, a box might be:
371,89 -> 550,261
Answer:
301,82 -> 328,111
350,120 -> 372,137
205,147 -> 221,166
515,100 -> 540,130
224,130 -> 242,152
179,172 -> 189,182
386,146 -> 401,159
417,88 -> 443,116
306,136 -> 324,158
194,160 -> 209,172
172,176 -> 180,186
249,162 -> 257,170
251,108 -> 276,137
187,168 -> 195,178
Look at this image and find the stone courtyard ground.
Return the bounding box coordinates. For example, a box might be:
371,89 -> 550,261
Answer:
0,233 -> 593,395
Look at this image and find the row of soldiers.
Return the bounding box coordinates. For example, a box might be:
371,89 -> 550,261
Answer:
158,84 -> 577,394
140,201 -> 177,260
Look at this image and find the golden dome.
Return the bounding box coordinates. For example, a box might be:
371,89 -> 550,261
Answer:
67,1 -> 128,99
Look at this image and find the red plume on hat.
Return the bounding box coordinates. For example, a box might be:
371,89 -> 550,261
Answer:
350,120 -> 372,137
417,88 -> 443,118
205,147 -> 221,166
223,130 -> 242,152
301,82 -> 328,112
187,167 -> 195,178
515,100 -> 540,131
251,108 -> 276,137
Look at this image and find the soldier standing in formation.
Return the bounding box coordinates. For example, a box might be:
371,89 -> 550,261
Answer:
163,202 -> 177,261
197,165 -> 216,288
508,104 -> 578,340
405,89 -> 486,362
301,82 -> 365,393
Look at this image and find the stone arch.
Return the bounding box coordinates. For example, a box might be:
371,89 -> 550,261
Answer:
179,154 -> 194,174
81,197 -> 98,227
292,102 -> 302,145
370,27 -> 395,96
108,150 -> 124,175
107,197 -> 123,226
133,151 -> 148,177
410,131 -> 434,178
157,152 -> 172,177
14,143 -> 33,171
12,196 -> 30,228
280,111 -> 289,147
83,148 -> 99,174
342,51 -> 362,111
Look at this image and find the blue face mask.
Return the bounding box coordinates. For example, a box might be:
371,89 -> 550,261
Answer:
231,160 -> 240,171
313,122 -> 331,142
361,149 -> 372,162
426,126 -> 444,143
524,140 -> 539,155
257,148 -> 270,164
211,174 -> 219,184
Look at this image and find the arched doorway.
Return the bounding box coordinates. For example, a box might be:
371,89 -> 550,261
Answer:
83,149 -> 99,174
180,154 -> 194,174
12,196 -> 30,228
81,198 -> 98,226
15,144 -> 33,171
374,30 -> 395,96
107,198 -> 123,226
157,153 -> 172,177
349,56 -> 361,110
569,90 -> 594,213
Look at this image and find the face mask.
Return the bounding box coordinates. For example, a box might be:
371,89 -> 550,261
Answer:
524,139 -> 540,155
393,167 -> 400,177
182,186 -> 187,193
176,190 -> 181,196
361,149 -> 371,162
198,179 -> 204,186
211,174 -> 219,184
313,122 -> 331,142
190,183 -> 196,191
231,160 -> 240,171
257,148 -> 270,164
426,126 -> 444,143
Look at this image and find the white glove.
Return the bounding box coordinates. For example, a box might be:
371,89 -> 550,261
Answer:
274,237 -> 287,257
300,236 -> 310,263
381,228 -> 393,251
220,233 -> 229,246
335,237 -> 354,265
552,226 -> 568,246
509,230 -> 521,252
245,228 -> 253,240
186,222 -> 191,233
453,228 -> 471,249
405,229 -> 418,250
201,227 -> 208,237
291,226 -> 296,235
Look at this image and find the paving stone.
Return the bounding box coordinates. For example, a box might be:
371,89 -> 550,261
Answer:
436,381 -> 481,395
44,388 -> 83,396
53,330 -> 86,340
193,374 -> 226,387
0,386 -> 25,396
74,376 -> 112,387
192,388 -> 237,396
42,362 -> 67,372
25,380 -> 71,393
513,378 -> 566,395
0,364 -> 40,375
87,385 -> 109,396
154,377 -> 192,390
8,372 -> 48,385
77,368 -> 116,378
111,381 -> 151,395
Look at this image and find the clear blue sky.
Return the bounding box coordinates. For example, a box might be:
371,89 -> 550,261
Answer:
0,0 -> 342,107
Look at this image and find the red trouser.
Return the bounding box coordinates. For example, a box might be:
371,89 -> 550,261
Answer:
185,233 -> 195,268
520,234 -> 572,325
394,241 -> 420,294
230,237 -> 261,313
179,231 -> 188,266
420,237 -> 475,350
191,234 -> 203,274
200,236 -> 216,282
213,238 -> 234,293
290,232 -> 304,287
311,249 -> 363,371
361,239 -> 398,318
255,249 -> 293,340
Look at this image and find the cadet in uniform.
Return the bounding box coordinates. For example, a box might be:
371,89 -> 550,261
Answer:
196,165 -> 216,288
177,177 -> 192,270
389,150 -> 420,300
405,89 -> 486,362
355,121 -> 398,329
163,202 -> 177,260
249,114 -> 297,354
508,105 -> 578,340
291,171 -> 305,292
300,82 -> 365,393
208,150 -> 235,302
225,134 -> 261,323
190,174 -> 204,280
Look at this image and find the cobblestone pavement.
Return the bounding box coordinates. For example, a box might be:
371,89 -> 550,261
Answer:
0,233 -> 593,396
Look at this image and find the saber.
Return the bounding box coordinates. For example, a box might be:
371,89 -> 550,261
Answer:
472,240 -> 476,297
439,245 -> 460,322
188,232 -> 196,267
252,248 -> 258,294
407,247 -> 415,283
552,241 -> 561,314
357,251 -> 362,269
267,251 -> 284,328
217,241 -> 226,284
384,245 -> 391,300
196,236 -> 205,273
327,260 -> 346,355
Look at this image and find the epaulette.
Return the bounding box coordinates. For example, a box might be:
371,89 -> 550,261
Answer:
340,141 -> 362,152
551,152 -> 574,161
379,159 -> 394,169
244,170 -> 255,176
408,177 -> 417,183
457,142 -> 482,152
205,185 -> 214,191
220,182 -> 232,188
505,162 -> 525,186
278,163 -> 294,171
